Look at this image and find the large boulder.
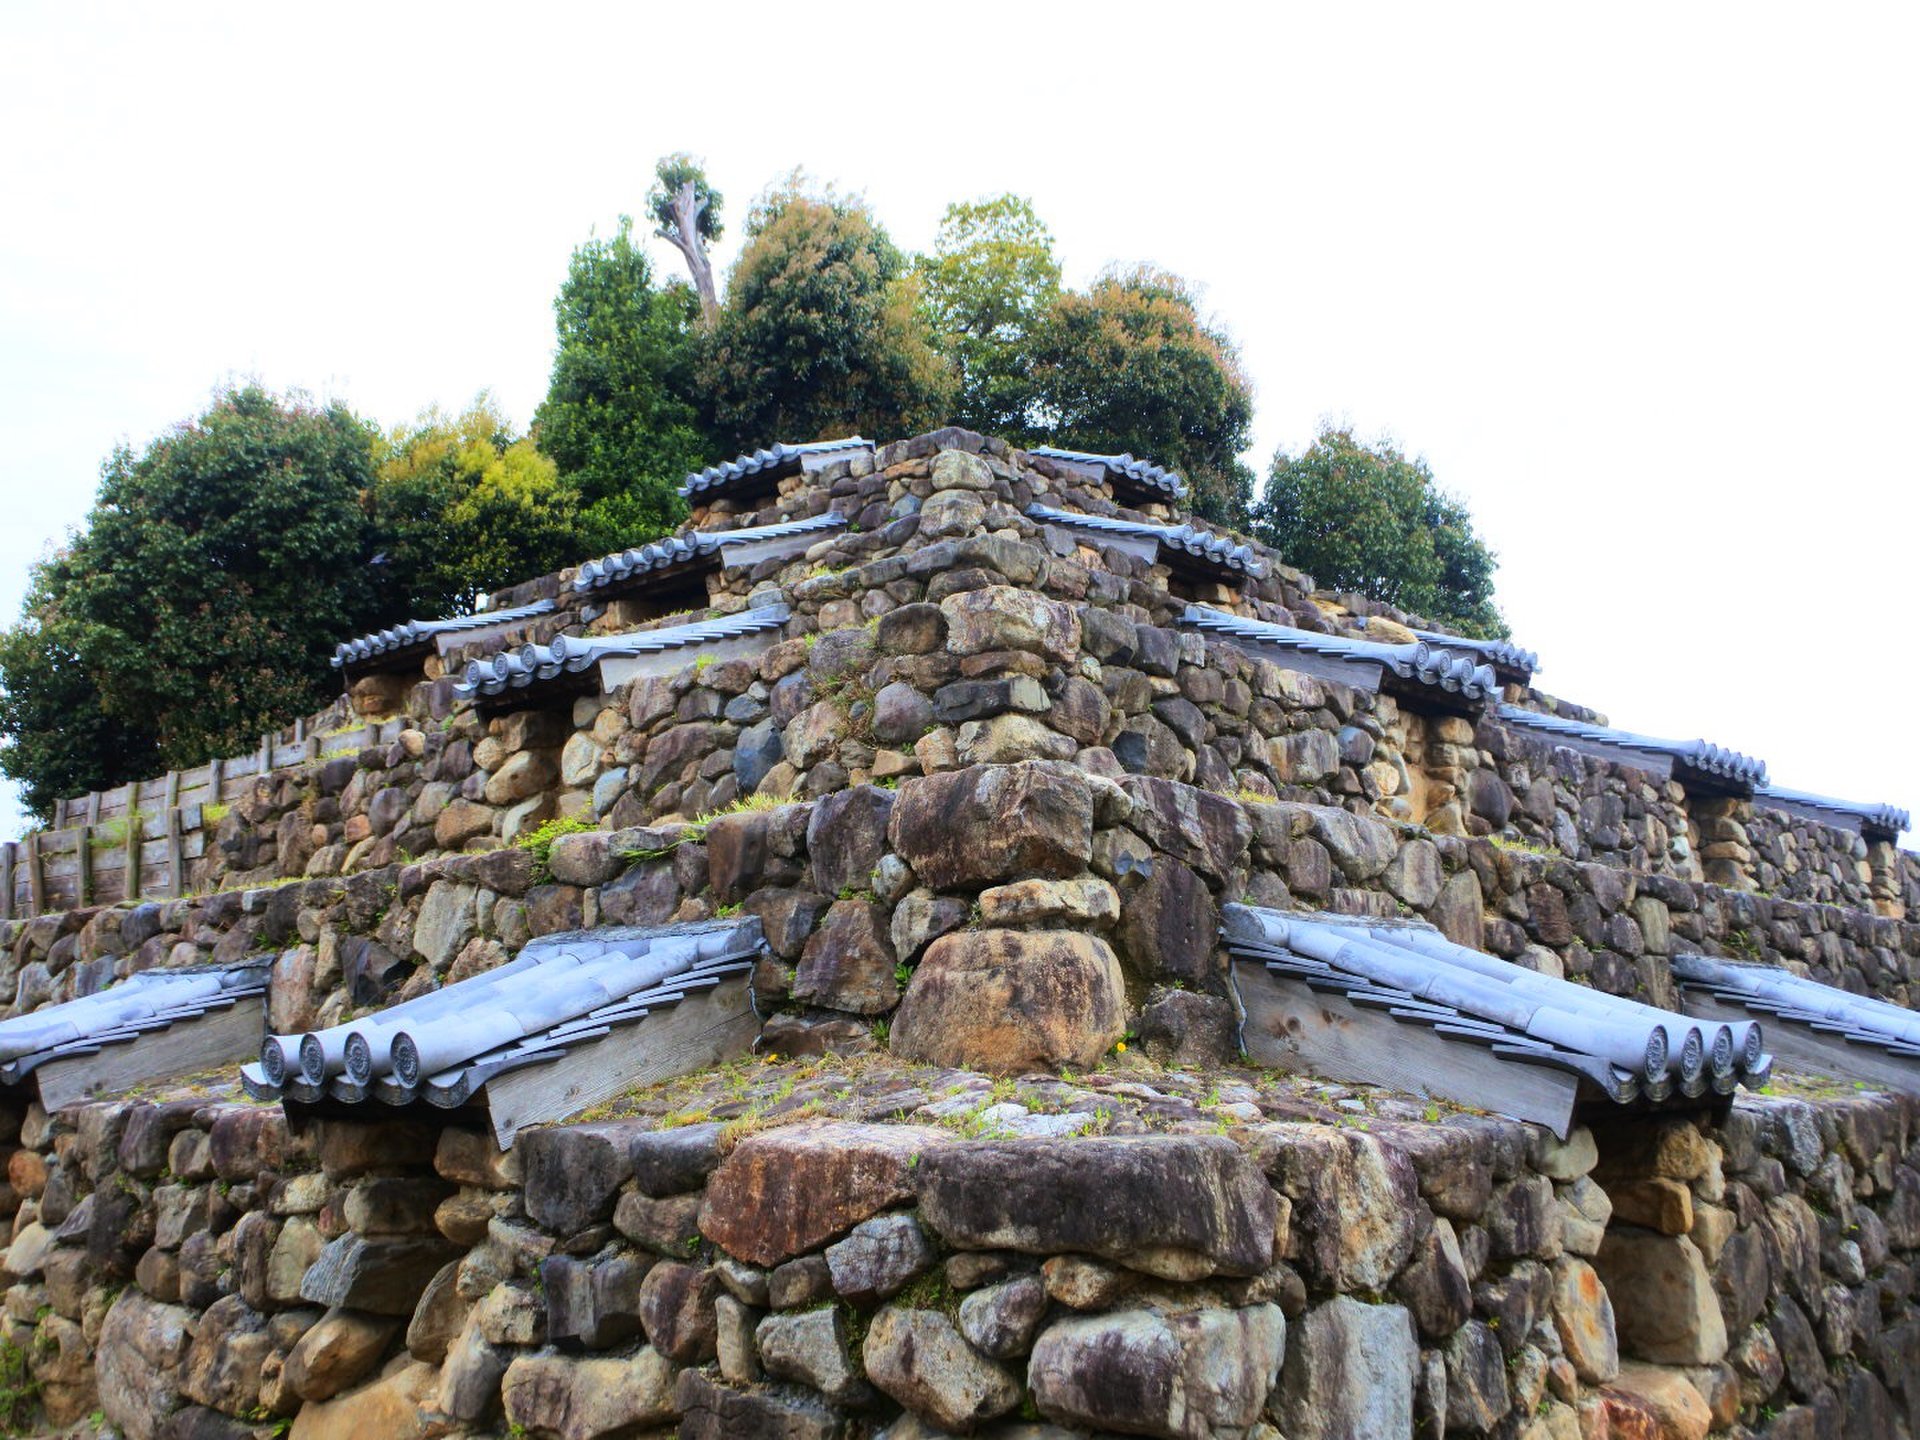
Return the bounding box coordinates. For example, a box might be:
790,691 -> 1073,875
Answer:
890,929 -> 1126,1073
1273,1296 -> 1418,1440
915,1135 -> 1276,1278
940,586 -> 1080,663
700,1122 -> 950,1266
864,1306 -> 1022,1432
97,1293 -> 195,1440
288,1359 -> 439,1440
1593,1230 -> 1727,1364
1029,1304 -> 1286,1440
500,1349 -> 677,1440
1120,777 -> 1252,885
1250,1125 -> 1420,1291
887,763 -> 1093,890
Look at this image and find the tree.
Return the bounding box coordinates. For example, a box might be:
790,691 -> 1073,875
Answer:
533,217 -> 708,553
649,152 -> 724,325
0,385 -> 391,811
915,194 -> 1062,438
702,179 -> 955,451
1251,426 -> 1506,637
366,396 -> 588,612
0,555 -> 160,817
1028,266 -> 1256,527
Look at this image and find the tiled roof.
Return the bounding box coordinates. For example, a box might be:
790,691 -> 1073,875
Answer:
572,513 -> 845,596
331,599 -> 556,671
1026,505 -> 1268,579
0,965 -> 268,1087
244,919 -> 765,1107
1493,705 -> 1767,789
1027,447 -> 1189,503
680,439 -> 872,501
1409,629 -> 1539,680
1225,906 -> 1771,1103
1182,605 -> 1498,703
455,604 -> 790,700
1672,954 -> 1920,1059
1753,784 -> 1910,840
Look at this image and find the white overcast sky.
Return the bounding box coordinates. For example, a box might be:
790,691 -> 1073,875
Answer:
1,3 -> 1916,845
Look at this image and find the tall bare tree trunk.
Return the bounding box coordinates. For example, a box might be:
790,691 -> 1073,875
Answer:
658,180 -> 719,325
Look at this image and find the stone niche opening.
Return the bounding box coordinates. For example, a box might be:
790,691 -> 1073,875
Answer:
1583,1112 -> 1740,1429
600,582 -> 714,631
1375,700 -> 1482,836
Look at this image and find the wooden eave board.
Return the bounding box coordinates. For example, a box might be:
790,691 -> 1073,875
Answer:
30,993 -> 266,1112
1497,723 -> 1677,783
479,975 -> 759,1147
1234,958 -> 1580,1138
596,629 -> 786,692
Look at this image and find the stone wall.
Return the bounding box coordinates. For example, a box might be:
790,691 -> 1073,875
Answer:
0,1058 -> 1914,1439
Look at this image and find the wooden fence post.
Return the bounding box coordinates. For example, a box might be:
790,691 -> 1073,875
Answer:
75,825 -> 93,908
1,841 -> 14,921
26,830 -> 44,916
165,808 -> 185,900
124,781 -> 143,902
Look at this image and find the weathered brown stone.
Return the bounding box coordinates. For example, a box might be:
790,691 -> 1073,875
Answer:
865,1306 -> 1022,1431
287,1358 -> 439,1440
1029,1303 -> 1286,1440
891,928 -> 1126,1073
887,762 -> 1093,890
941,585 -> 1079,662
1251,1125 -> 1420,1291
283,1307 -> 399,1401
1594,1230 -> 1727,1365
298,1234 -> 461,1316
806,784 -> 895,896
98,1292 -> 195,1440
501,1350 -> 677,1440
699,1121 -> 949,1266
674,1366 -> 839,1440
792,899 -> 897,1013
916,1135 -> 1275,1277
519,1118 -> 651,1233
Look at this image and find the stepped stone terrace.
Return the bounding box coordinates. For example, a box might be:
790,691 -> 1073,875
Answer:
0,426 -> 1914,1440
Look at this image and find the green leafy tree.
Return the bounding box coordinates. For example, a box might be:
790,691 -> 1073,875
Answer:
0,554 -> 160,817
703,178 -> 955,451
915,194 -> 1062,438
533,217 -> 708,553
649,152 -> 724,324
1029,265 -> 1256,526
366,396 -> 588,611
1252,426 -> 1506,637
0,385 -> 390,812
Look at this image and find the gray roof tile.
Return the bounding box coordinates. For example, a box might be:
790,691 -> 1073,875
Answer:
243,919 -> 765,1107
1494,704 -> 1766,788
1183,605 -> 1498,702
1672,953 -> 1920,1059
572,513 -> 845,596
331,599 -> 556,670
456,604 -> 790,700
1028,446 -> 1189,502
0,965 -> 268,1087
680,439 -> 872,501
1026,505 -> 1267,579
1753,784 -> 1910,840
1224,905 -> 1770,1103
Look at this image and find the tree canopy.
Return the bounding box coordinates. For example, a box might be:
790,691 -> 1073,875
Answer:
532,217 -> 708,554
702,179 -> 955,451
0,385 -> 392,812
366,396 -> 587,612
915,194 -> 1062,439
1027,266 -> 1256,527
1251,426 -> 1506,638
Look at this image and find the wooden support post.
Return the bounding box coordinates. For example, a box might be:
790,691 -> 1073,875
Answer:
124,782 -> 143,902
257,733 -> 272,773
208,756 -> 224,805
293,716 -> 306,744
75,825 -> 93,907
165,808 -> 185,900
25,831 -> 43,917
85,791 -> 101,826
163,769 -> 180,811
1,842 -> 14,921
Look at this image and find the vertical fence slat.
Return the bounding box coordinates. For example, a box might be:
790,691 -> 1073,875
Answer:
75,825 -> 93,908
1,841 -> 14,922
124,782 -> 143,902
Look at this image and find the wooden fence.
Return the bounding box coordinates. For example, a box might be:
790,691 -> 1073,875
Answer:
2,717 -> 407,920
